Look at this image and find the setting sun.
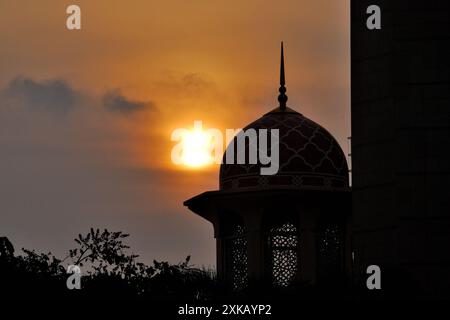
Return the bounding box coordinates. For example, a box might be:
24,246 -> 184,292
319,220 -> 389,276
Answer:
179,127 -> 213,168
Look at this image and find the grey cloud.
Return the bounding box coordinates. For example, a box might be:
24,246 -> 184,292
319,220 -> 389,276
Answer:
6,77 -> 77,114
181,73 -> 214,90
103,90 -> 155,115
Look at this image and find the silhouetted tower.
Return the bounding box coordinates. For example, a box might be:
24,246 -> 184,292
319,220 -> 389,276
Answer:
351,0 -> 450,296
185,43 -> 351,290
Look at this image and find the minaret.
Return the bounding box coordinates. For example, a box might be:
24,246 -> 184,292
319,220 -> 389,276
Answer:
185,43 -> 351,292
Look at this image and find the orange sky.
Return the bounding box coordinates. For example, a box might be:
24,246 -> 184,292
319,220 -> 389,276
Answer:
0,0 -> 349,266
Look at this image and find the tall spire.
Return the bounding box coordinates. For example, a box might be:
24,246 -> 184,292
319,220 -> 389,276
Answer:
278,42 -> 288,110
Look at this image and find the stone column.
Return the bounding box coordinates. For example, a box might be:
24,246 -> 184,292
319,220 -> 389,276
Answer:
244,208 -> 265,285
299,208 -> 317,284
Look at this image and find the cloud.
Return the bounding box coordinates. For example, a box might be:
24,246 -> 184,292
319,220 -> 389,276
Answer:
152,72 -> 216,99
181,73 -> 214,90
5,77 -> 78,115
103,89 -> 155,115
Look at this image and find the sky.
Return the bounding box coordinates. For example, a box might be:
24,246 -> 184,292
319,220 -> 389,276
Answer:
0,0 -> 350,267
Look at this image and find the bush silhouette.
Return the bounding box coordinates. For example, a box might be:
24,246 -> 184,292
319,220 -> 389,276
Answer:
0,229 -> 216,299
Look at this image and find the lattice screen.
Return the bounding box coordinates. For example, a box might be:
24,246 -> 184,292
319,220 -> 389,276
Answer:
228,224 -> 248,291
268,222 -> 298,287
317,224 -> 342,276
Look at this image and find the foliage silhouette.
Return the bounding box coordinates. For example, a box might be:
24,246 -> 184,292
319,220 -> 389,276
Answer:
0,229 -> 217,299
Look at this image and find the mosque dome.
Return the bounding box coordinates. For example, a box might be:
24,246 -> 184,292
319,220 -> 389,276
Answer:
219,43 -> 348,191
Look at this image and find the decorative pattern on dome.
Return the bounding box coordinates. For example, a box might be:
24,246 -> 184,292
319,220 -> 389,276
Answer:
220,111 -> 349,190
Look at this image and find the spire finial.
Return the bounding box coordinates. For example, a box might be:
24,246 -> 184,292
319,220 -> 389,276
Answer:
278,42 -> 288,110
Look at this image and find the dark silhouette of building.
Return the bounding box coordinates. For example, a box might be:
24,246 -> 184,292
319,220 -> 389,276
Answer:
351,0 -> 450,297
185,43 -> 351,291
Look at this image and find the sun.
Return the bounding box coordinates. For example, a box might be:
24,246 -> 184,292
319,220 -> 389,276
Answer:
179,128 -> 213,168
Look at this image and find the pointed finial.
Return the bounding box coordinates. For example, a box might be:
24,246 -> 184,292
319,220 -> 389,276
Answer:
278,42 -> 288,110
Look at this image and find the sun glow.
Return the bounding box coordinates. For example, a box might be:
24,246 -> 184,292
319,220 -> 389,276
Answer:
179,127 -> 214,168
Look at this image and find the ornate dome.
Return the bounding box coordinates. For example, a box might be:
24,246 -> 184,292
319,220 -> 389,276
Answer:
219,107 -> 349,191
219,43 -> 348,191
